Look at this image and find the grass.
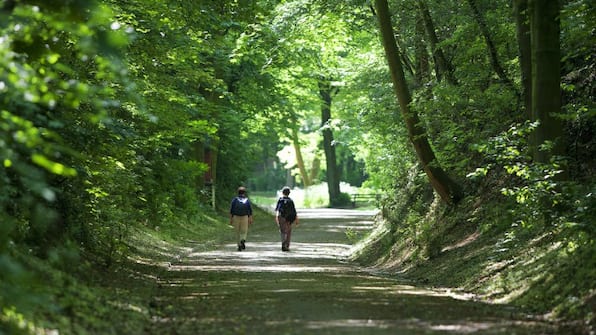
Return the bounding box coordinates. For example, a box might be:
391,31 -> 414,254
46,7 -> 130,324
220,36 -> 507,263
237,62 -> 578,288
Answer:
0,206 -> 236,335
351,191 -> 595,334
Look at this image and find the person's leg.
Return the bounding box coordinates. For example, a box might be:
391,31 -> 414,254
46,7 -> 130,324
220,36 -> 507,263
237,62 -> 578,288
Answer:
279,218 -> 292,251
278,217 -> 287,250
238,215 -> 249,249
285,222 -> 293,250
232,216 -> 248,251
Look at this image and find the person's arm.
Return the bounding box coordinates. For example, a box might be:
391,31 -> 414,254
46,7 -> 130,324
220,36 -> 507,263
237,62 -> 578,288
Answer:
247,200 -> 253,225
229,199 -> 235,225
293,202 -> 299,226
274,198 -> 281,225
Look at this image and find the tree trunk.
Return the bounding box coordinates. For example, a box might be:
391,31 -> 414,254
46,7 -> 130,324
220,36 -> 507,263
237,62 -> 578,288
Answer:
396,37 -> 416,79
529,0 -> 564,165
467,0 -> 515,88
318,77 -> 341,206
309,156 -> 321,185
416,0 -> 457,85
375,0 -> 463,205
194,140 -> 206,189
291,126 -> 312,187
415,11 -> 431,85
514,0 -> 532,119
208,145 -> 218,209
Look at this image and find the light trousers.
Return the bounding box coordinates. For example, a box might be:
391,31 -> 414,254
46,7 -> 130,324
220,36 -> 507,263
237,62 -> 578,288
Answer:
232,215 -> 249,245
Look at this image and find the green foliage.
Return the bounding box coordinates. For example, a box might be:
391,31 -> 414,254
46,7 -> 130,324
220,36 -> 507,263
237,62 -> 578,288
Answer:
331,191 -> 352,208
468,121 -> 594,238
0,0 -> 594,331
0,0 -> 282,331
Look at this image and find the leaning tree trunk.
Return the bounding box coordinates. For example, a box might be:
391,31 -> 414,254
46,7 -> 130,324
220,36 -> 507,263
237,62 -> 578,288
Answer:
416,0 -> 457,85
529,0 -> 564,165
414,11 -> 431,85
318,77 -> 341,206
514,0 -> 532,119
467,0 -> 515,88
291,126 -> 312,187
375,0 -> 462,205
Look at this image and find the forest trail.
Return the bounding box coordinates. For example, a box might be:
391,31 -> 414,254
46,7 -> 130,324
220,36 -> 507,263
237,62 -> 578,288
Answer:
146,209 -> 556,335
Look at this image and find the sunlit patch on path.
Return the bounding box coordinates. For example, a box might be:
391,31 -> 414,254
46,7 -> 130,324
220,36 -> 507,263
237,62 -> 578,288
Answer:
170,242 -> 354,273
147,208 -> 558,335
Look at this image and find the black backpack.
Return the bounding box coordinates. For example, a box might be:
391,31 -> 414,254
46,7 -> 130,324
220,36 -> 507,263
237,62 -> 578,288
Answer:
279,197 -> 297,222
232,197 -> 250,216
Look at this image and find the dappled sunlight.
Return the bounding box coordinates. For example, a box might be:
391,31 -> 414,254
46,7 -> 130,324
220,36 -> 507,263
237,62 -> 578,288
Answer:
148,208 -> 557,335
305,318 -> 393,330
442,231 -> 481,252
164,241 -> 358,273
350,284 -> 483,302
170,263 -> 351,273
298,208 -> 379,219
304,318 -> 514,333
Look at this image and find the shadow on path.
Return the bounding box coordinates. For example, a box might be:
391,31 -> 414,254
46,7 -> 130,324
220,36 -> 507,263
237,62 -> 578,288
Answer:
148,209 -> 557,334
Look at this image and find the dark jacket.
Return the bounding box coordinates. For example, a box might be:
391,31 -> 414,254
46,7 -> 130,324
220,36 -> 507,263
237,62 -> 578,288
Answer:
230,196 -> 252,216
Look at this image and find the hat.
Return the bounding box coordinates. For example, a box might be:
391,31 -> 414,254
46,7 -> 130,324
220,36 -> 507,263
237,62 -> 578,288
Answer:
282,186 -> 291,195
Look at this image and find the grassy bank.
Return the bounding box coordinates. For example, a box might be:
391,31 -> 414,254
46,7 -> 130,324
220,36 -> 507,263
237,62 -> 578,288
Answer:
1,206 -> 237,335
351,181 -> 595,334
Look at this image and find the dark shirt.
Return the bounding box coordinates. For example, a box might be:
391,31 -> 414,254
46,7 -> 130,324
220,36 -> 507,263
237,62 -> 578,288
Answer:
274,196 -> 290,212
230,196 -> 252,216
275,196 -> 296,221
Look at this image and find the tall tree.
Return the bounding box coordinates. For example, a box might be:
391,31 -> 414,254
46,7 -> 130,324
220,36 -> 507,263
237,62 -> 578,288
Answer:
414,11 -> 431,85
416,0 -> 458,85
374,0 -> 462,204
467,0 -> 514,87
291,125 -> 312,187
319,76 -> 342,204
514,0 -> 533,119
529,0 -> 565,165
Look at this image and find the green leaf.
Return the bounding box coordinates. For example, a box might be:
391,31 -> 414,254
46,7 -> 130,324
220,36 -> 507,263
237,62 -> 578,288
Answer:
31,154 -> 77,177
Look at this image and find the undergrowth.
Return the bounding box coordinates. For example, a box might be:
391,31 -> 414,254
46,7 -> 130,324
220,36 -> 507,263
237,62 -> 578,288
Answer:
352,169 -> 595,334
0,208 -> 232,335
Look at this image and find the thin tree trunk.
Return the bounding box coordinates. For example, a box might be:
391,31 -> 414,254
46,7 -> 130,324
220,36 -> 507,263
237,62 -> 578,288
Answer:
291,126 -> 311,187
416,0 -> 457,85
529,0 -> 565,166
194,141 -> 206,189
209,145 -> 218,209
467,0 -> 515,88
396,37 -> 416,79
375,0 -> 463,205
318,77 -> 341,206
415,11 -> 431,85
309,156 -> 320,185
514,0 -> 532,119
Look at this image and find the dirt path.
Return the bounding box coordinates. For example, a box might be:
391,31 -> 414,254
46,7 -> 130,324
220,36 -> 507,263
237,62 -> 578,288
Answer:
147,209 -> 556,334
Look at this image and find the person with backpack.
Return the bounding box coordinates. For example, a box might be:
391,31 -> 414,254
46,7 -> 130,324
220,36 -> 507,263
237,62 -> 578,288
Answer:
275,186 -> 299,252
229,186 -> 253,251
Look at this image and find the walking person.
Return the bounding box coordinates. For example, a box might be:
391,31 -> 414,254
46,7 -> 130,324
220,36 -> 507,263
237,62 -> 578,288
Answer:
229,186 -> 253,251
275,186 -> 299,252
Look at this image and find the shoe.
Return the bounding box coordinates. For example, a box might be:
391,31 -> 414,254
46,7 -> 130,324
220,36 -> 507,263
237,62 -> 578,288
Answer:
240,240 -> 246,250
237,245 -> 242,251
282,247 -> 289,252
